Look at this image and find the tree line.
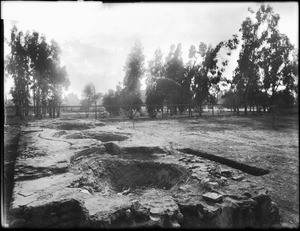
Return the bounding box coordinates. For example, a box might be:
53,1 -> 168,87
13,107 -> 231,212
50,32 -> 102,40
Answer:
5,26 -> 70,117
6,4 -> 298,119
101,4 -> 298,118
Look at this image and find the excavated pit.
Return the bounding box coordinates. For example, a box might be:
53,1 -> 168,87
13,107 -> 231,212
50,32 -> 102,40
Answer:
56,123 -> 92,130
103,160 -> 186,192
66,131 -> 129,142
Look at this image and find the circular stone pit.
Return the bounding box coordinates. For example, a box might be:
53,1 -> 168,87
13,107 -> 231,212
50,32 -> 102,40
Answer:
72,158 -> 187,193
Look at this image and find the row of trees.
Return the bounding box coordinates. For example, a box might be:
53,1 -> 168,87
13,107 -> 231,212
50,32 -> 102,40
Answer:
102,4 -> 298,118
223,4 -> 298,115
5,26 -> 70,117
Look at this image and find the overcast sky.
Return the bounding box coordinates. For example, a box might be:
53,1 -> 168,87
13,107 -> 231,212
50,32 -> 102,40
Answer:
2,1 -> 299,99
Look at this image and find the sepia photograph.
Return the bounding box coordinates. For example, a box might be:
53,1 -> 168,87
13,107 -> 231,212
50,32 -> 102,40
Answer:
2,1 -> 299,228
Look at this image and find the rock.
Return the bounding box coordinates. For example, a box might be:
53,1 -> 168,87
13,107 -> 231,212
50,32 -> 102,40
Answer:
208,182 -> 219,187
122,188 -> 132,195
103,142 -> 122,155
202,192 -> 223,203
201,202 -> 221,218
232,175 -> 245,181
150,207 -> 164,216
220,176 -> 227,181
188,165 -> 200,170
200,178 -> 211,185
170,220 -> 181,228
258,188 -> 269,196
218,167 -> 232,177
80,189 -> 91,195
125,209 -> 132,218
191,173 -> 201,181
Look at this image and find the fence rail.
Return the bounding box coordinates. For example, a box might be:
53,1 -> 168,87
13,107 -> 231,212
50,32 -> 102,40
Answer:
5,103 -> 266,120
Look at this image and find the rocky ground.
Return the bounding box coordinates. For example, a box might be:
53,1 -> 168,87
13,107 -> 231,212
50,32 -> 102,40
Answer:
3,114 -> 299,228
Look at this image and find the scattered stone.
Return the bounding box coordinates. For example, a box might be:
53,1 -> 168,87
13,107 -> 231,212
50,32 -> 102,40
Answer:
122,188 -> 132,195
125,209 -> 132,218
232,174 -> 245,181
218,167 -> 232,177
208,182 -> 219,187
170,220 -> 181,228
80,189 -> 91,195
191,173 -> 201,181
200,178 -> 211,185
202,192 -> 223,203
256,188 -> 269,196
188,165 -> 199,170
220,176 -> 227,181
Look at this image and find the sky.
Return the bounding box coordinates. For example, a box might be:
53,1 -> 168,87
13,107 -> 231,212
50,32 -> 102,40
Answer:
2,1 -> 299,100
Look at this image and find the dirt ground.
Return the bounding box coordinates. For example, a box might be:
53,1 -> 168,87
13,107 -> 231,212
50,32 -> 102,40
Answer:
117,115 -> 298,227
3,114 -> 299,228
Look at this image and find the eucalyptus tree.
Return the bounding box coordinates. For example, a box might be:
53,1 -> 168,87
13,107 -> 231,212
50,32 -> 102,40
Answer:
121,40 -> 145,119
145,48 -> 165,117
81,83 -> 100,117
6,26 -> 31,116
163,43 -> 186,115
187,36 -> 238,116
235,4 -> 297,115
6,26 -> 70,118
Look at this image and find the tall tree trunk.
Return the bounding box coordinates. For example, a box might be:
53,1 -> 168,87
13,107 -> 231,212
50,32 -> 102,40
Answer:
15,103 -> 21,117
49,99 -> 53,118
52,97 -> 56,119
199,103 -> 203,117
33,88 -> 36,117
57,102 -> 60,117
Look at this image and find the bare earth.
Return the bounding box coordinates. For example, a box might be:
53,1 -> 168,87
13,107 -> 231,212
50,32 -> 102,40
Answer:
4,115 -> 299,228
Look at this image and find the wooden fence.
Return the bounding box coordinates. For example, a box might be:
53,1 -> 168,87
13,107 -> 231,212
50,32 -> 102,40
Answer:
4,103 -> 265,120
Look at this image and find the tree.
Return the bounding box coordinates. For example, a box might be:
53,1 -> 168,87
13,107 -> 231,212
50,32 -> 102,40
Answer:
6,28 -> 70,118
235,3 -> 298,118
222,87 -> 244,115
6,26 -> 31,116
102,87 -> 122,116
145,48 -> 165,118
163,43 -> 186,115
62,92 -> 81,106
121,40 -> 145,119
189,37 -> 238,116
80,83 -> 100,117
